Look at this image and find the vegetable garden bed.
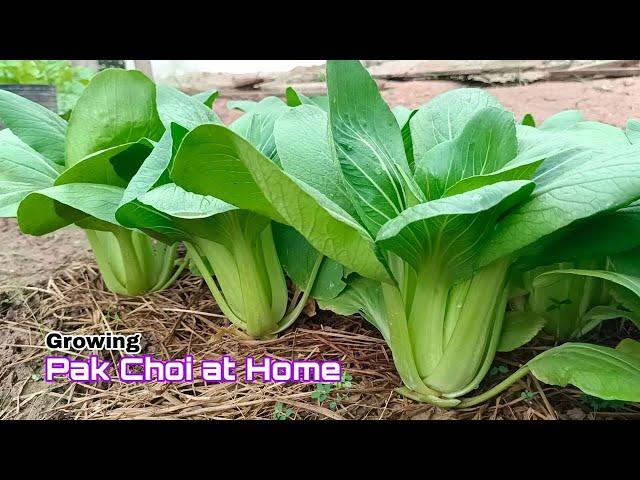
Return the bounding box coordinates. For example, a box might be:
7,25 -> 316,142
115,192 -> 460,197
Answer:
0,60 -> 639,419
2,262 -> 637,419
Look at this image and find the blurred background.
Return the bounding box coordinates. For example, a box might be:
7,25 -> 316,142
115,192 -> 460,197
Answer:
137,60 -> 325,77
0,60 -> 640,126
1,59 -> 638,128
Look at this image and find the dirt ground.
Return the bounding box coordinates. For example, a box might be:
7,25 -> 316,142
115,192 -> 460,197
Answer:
382,76 -> 639,127
1,76 -> 639,419
0,219 -> 91,292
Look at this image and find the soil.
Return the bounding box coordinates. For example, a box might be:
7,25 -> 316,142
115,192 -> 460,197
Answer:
380,76 -> 640,127
1,75 -> 639,419
0,218 -> 91,291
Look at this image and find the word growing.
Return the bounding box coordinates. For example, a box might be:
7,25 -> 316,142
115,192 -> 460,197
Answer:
45,331 -> 142,354
44,355 -> 342,384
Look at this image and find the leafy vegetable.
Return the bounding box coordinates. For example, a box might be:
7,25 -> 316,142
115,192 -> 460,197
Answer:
517,258 -> 640,340
522,113 -> 536,127
497,311 -> 546,353
0,86 -> 68,166
170,60 -> 640,406
117,90 -> 342,338
509,122 -> 640,340
0,69 -> 184,295
527,341 -> 640,402
627,119 -> 640,144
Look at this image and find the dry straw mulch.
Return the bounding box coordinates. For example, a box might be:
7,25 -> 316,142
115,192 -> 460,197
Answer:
1,262 -> 639,420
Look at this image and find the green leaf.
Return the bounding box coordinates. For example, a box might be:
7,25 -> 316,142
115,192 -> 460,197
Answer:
523,261 -> 599,338
170,125 -> 284,222
317,275 -> 389,342
310,96 -> 329,111
227,100 -> 259,113
528,342 -> 640,402
497,311 -> 546,352
170,124 -> 389,282
192,89 -> 219,108
120,130 -> 174,206
327,60 -> 417,236
116,183 -> 237,243
18,183 -> 125,235
232,97 -> 285,117
272,223 -> 346,300
561,121 -> 630,149
611,243 -> 640,277
521,113 -> 536,127
285,87 -> 303,107
523,202 -> 640,265
119,118 -> 195,209
617,339 -> 640,359
284,87 -> 323,110
65,69 -> 163,167
0,130 -> 60,216
156,84 -> 221,129
392,106 -> 417,171
376,181 -> 534,280
117,199 -> 185,243
574,306 -> 638,338
0,181 -> 45,217
610,287 -> 640,328
0,87 -> 67,165
516,125 -> 615,185
539,110 -> 583,131
516,124 -> 541,150
519,122 -> 629,183
392,105 -> 412,127
414,107 -> 518,199
533,268 -> 640,332
313,258 -> 347,301
229,97 -> 289,159
627,119 -> 640,145
480,145 -> 640,267
444,153 -> 544,197
402,123 -> 416,171
253,102 -> 353,301
134,183 -> 236,220
55,141 -> 152,188
532,269 -> 640,303
410,88 -> 501,155
529,118 -> 629,153
274,104 -> 357,217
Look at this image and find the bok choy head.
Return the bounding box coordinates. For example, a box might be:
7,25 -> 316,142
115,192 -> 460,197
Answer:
170,60 -> 640,406
503,114 -> 640,341
512,198 -> 640,340
0,69 -> 186,295
116,94 -> 345,338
